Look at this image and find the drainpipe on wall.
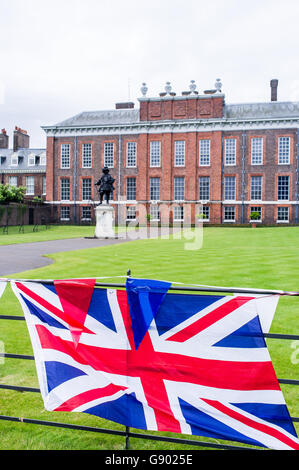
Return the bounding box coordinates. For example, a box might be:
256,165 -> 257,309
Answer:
118,134 -> 122,227
241,132 -> 246,224
73,136 -> 78,224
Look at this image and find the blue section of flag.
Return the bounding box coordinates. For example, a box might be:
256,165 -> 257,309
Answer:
84,392 -> 147,429
233,402 -> 297,437
45,361 -> 86,393
155,293 -> 224,335
214,316 -> 266,348
179,398 -> 264,447
21,294 -> 66,329
88,288 -> 117,332
126,278 -> 171,349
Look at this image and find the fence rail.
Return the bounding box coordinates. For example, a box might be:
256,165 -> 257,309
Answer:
1,281 -> 298,450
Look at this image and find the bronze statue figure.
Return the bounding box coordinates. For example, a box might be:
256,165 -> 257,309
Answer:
95,167 -> 115,204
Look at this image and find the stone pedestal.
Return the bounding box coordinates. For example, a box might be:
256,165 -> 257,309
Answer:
94,204 -> 116,238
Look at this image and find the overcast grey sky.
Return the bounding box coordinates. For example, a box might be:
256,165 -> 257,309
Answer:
1,0 -> 299,148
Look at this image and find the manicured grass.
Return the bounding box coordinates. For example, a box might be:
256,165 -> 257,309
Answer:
0,224 -> 96,245
0,226 -> 298,450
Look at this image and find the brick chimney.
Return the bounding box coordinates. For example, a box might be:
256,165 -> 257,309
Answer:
13,126 -> 30,151
270,79 -> 278,102
115,102 -> 135,109
0,129 -> 9,149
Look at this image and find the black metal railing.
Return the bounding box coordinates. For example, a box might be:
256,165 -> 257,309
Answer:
0,281 -> 298,450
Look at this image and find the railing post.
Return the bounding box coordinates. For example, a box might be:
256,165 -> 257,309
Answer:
125,269 -> 131,450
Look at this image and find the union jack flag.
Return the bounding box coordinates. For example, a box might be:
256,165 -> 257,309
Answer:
12,278 -> 299,450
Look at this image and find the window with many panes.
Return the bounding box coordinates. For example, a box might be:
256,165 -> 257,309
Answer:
150,141 -> 161,167
277,206 -> 289,222
224,176 -> 236,200
199,205 -> 210,221
174,177 -> 185,200
251,176 -> 262,200
82,143 -> 92,168
126,206 -> 136,220
81,206 -> 91,220
278,137 -> 290,164
250,206 -> 262,220
150,177 -> 160,201
277,176 -> 289,200
126,142 -> 137,167
174,206 -> 184,221
199,139 -> 210,166
174,141 -> 185,167
251,138 -> 263,165
224,206 -> 235,221
61,144 -> 70,168
224,139 -> 236,165
126,177 -> 136,200
26,176 -> 34,195
199,176 -> 210,201
150,205 -> 160,221
82,178 -> 91,201
60,206 -> 70,220
9,176 -> 17,187
104,142 -> 114,168
60,178 -> 70,200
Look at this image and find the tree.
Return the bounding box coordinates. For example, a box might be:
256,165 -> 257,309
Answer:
0,184 -> 26,204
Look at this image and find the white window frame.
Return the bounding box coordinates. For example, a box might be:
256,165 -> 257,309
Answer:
150,177 -> 160,201
277,206 -> 289,223
104,142 -> 114,168
251,138 -> 263,165
25,176 -> 35,195
251,176 -> 263,201
126,142 -> 137,168
150,141 -> 161,167
174,177 -> 185,201
60,206 -> 70,221
199,139 -> 210,166
199,176 -> 210,201
174,141 -> 185,167
278,137 -> 290,165
9,176 -> 18,187
11,153 -> 18,166
224,206 -> 235,222
82,143 -> 92,168
60,178 -> 70,201
28,153 -> 35,166
60,144 -> 71,169
224,176 -> 236,201
82,178 -> 92,201
81,206 -> 91,221
224,139 -> 236,166
126,177 -> 136,201
199,205 -> 210,222
173,206 -> 184,221
150,205 -> 160,221
126,206 -> 136,220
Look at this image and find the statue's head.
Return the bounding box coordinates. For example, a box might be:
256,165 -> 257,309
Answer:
102,167 -> 109,174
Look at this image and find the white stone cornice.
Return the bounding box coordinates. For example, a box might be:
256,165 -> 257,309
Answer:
41,116 -> 299,138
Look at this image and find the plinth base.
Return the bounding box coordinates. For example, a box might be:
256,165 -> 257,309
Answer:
94,204 -> 116,239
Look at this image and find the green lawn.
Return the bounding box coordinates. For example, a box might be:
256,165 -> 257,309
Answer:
0,226 -> 298,450
0,224 -> 99,245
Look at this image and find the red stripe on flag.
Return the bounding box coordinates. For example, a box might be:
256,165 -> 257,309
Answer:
54,383 -> 127,412
167,297 -> 254,343
202,399 -> 299,450
35,324 -> 281,391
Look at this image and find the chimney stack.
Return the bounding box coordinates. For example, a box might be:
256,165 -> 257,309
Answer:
0,128 -> 9,149
270,79 -> 278,102
13,126 -> 30,151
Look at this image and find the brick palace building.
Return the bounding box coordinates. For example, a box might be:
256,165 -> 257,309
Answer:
42,79 -> 299,226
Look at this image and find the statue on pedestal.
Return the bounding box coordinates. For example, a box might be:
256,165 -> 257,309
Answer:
95,167 -> 115,204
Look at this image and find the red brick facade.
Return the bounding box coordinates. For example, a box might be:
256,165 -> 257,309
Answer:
43,85 -> 299,225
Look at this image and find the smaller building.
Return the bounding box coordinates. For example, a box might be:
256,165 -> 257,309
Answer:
0,127 -> 46,200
